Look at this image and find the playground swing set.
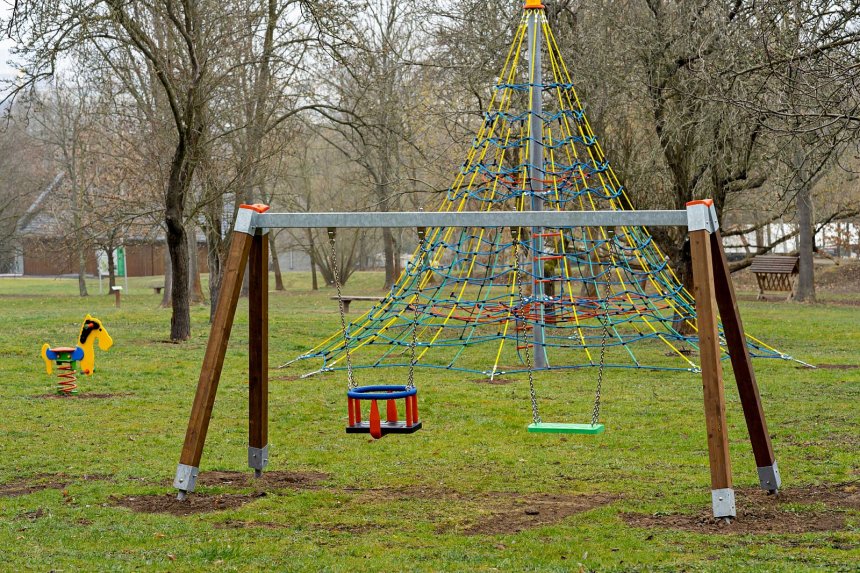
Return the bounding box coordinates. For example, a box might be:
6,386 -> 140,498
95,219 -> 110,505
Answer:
172,201 -> 781,520
171,2 -> 783,520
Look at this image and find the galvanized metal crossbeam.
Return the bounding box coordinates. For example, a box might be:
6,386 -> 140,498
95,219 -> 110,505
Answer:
249,210 -> 689,231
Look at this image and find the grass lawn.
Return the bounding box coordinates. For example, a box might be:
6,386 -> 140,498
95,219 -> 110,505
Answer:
0,272 -> 857,572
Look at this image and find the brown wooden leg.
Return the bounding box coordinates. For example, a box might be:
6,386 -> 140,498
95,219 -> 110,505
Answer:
690,228 -> 736,518
174,230 -> 254,497
710,231 -> 780,492
248,232 -> 269,477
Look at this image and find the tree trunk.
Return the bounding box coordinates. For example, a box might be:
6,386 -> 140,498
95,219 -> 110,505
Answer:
77,249 -> 88,297
674,238 -> 695,335
382,227 -> 395,288
202,187 -> 225,321
795,174 -> 815,302
71,172 -> 88,296
106,247 -> 117,293
239,205 -> 250,297
166,217 -> 190,339
393,230 -> 402,279
205,225 -> 223,322
164,132 -> 198,340
270,233 -> 284,291
161,242 -> 172,309
187,225 -> 205,304
307,228 -> 318,290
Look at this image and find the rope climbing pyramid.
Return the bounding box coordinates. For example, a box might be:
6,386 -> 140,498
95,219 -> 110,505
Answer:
291,1 -> 797,378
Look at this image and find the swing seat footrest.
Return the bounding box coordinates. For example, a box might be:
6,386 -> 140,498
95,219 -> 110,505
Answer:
346,421 -> 423,435
527,422 -> 605,435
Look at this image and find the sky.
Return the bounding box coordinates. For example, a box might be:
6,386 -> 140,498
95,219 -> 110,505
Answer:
0,2 -> 18,82
0,40 -> 15,82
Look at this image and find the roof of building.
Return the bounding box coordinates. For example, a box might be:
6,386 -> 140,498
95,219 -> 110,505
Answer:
16,173 -> 208,243
15,173 -> 66,237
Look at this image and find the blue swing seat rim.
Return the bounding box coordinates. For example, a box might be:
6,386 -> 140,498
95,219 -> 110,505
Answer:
347,384 -> 417,401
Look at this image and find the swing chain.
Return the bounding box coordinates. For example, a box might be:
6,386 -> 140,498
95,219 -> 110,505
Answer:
328,227 -> 356,389
591,231 -> 614,426
591,303 -> 608,426
513,227 -> 541,425
407,226 -> 427,390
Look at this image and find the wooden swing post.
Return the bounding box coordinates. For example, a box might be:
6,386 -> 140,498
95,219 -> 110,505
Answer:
248,224 -> 270,478
710,230 -> 780,493
687,199 -> 780,519
688,200 -> 734,518
173,204 -> 270,499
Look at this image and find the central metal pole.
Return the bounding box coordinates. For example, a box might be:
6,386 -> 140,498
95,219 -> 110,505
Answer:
527,8 -> 548,368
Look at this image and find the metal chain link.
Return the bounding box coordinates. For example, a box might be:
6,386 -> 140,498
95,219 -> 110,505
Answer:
328,228 -> 355,389
513,228 -> 541,425
407,228 -> 427,390
591,233 -> 613,426
591,298 -> 608,426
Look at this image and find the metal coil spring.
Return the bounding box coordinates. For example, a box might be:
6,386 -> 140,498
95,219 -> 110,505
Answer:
56,363 -> 78,394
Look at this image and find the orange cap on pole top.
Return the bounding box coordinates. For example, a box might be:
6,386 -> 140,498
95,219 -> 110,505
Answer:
524,0 -> 545,9
239,203 -> 270,213
685,199 -> 714,208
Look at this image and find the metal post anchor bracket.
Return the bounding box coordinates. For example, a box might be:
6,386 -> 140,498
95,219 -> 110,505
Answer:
711,488 -> 736,518
248,444 -> 269,478
757,461 -> 782,492
174,463 -> 200,498
234,203 -> 270,235
686,199 -> 719,234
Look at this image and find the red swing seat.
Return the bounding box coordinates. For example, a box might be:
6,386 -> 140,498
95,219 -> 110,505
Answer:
346,385 -> 421,439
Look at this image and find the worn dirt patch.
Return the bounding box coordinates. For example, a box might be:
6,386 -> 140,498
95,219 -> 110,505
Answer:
623,508 -> 843,535
0,479 -> 65,498
119,471 -> 328,516
815,364 -> 860,370
470,377 -> 516,385
784,481 -> 860,509
271,375 -> 302,381
815,262 -> 860,295
313,522 -> 390,535
34,392 -> 133,400
461,492 -> 617,535
345,485 -> 448,502
20,508 -> 47,521
622,481 -> 859,534
0,473 -> 108,498
346,486 -> 616,534
213,519 -> 286,529
665,348 -> 697,357
195,470 -> 330,490
114,492 -> 266,516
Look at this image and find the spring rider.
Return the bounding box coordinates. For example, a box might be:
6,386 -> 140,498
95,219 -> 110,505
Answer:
41,315 -> 113,394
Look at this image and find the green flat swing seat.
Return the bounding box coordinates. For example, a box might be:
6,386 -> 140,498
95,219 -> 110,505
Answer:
528,422 -> 605,435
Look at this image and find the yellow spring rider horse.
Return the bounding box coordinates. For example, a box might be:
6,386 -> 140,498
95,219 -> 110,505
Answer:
41,315 -> 113,394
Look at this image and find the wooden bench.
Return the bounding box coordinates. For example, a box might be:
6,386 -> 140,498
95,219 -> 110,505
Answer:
331,295 -> 385,313
749,255 -> 799,300
152,285 -> 165,295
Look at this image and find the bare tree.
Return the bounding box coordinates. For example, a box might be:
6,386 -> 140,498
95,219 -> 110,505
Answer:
0,115 -> 49,273
4,0 -> 228,338
316,0 -> 429,289
28,77 -> 103,296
